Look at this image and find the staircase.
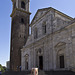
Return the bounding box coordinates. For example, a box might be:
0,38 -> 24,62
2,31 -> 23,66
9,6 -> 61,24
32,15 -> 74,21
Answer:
2,70 -> 75,75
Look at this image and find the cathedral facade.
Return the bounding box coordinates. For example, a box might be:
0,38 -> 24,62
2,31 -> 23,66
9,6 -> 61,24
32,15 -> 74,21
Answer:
10,0 -> 75,72
21,7 -> 75,71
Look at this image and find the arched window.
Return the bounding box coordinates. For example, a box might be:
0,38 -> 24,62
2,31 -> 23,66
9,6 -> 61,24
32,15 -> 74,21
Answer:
21,18 -> 24,24
34,28 -> 38,39
42,21 -> 46,34
21,1 -> 25,9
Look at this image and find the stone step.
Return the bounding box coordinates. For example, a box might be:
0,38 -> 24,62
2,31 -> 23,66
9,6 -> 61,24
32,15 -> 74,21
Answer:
2,70 -> 75,75
45,70 -> 75,75
2,71 -> 31,75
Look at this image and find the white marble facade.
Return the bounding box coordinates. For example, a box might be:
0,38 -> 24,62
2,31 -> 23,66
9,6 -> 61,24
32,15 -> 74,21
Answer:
21,7 -> 75,71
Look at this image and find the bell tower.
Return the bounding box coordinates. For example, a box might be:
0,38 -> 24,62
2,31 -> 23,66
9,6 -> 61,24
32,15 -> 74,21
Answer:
10,0 -> 31,71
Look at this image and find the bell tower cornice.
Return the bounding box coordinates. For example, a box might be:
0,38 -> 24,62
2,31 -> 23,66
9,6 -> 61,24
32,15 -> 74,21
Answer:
10,8 -> 31,17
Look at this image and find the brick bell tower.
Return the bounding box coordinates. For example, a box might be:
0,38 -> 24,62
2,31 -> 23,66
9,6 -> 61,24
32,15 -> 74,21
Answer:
10,0 -> 31,71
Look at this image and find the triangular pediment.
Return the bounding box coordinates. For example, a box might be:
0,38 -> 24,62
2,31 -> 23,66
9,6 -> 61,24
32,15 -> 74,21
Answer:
31,7 -> 51,24
30,7 -> 73,25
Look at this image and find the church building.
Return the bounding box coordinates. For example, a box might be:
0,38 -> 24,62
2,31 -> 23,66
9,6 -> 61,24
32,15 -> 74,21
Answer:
10,0 -> 75,71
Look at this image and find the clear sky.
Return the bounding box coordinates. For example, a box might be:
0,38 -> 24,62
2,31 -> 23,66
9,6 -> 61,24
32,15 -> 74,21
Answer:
0,0 -> 75,66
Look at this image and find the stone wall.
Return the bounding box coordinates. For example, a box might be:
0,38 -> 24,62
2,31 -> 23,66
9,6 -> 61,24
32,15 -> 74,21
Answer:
21,8 -> 74,71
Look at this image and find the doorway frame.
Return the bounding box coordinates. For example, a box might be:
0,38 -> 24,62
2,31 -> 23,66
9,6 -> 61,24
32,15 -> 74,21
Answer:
39,56 -> 43,70
59,55 -> 65,68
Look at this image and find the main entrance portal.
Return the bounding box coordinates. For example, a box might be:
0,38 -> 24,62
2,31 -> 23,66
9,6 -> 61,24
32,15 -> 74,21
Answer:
39,56 -> 43,70
25,61 -> 28,70
60,55 -> 64,68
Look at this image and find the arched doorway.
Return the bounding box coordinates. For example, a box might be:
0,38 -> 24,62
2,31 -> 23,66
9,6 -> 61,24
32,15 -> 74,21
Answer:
57,51 -> 65,69
55,42 -> 66,69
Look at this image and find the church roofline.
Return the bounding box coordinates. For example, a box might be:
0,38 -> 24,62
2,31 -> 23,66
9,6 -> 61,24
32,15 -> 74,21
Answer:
30,7 -> 73,26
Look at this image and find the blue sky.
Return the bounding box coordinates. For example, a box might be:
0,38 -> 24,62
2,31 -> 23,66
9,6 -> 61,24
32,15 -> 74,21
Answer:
0,0 -> 75,66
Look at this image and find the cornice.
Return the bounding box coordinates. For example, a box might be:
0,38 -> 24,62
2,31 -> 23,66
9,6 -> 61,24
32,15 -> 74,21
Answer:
55,10 -> 73,20
10,8 -> 31,17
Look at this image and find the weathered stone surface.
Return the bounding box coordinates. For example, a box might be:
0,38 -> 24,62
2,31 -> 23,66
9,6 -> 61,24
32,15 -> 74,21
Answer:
21,7 -> 75,71
10,0 -> 30,71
